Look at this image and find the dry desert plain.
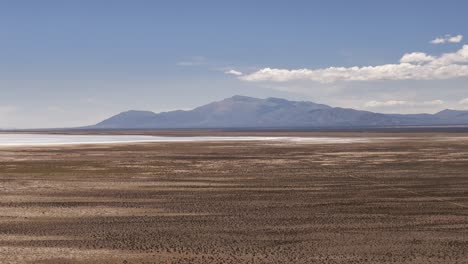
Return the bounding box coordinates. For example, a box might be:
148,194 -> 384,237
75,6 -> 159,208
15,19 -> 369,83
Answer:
0,132 -> 468,263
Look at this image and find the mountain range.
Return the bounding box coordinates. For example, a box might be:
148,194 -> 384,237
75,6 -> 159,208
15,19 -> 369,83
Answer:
89,95 -> 468,129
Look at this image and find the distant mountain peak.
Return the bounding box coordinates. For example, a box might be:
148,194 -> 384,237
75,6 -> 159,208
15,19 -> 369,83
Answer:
266,97 -> 289,103
435,108 -> 468,120
437,109 -> 462,114
90,95 -> 468,129
121,110 -> 156,115
227,95 -> 260,101
437,109 -> 451,113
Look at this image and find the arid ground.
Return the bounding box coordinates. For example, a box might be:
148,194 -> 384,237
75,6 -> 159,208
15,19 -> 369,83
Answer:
0,134 -> 467,263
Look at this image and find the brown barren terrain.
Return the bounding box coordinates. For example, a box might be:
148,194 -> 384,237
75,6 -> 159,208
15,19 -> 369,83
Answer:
0,134 -> 467,263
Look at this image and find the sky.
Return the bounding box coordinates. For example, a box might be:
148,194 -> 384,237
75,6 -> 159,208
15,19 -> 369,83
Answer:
1,0 -> 468,128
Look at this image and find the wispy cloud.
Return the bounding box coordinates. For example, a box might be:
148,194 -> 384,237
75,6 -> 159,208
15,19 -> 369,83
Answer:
238,45 -> 468,83
459,98 -> 468,105
176,56 -> 207,66
364,100 -> 444,108
430,34 -> 463,44
224,69 -> 243,76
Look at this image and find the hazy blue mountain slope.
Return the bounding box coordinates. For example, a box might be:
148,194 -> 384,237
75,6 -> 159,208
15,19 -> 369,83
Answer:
91,96 -> 468,128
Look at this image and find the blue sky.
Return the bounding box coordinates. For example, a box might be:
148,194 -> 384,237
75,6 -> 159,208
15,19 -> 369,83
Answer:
1,0 -> 468,128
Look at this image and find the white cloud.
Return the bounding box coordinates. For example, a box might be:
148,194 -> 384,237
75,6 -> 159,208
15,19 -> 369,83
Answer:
449,35 -> 464,43
224,69 -> 243,76
424,99 -> 445,105
239,45 -> 468,83
364,100 -> 444,108
365,100 -> 408,107
459,98 -> 468,105
431,34 -> 463,44
431,37 -> 446,44
400,52 -> 434,64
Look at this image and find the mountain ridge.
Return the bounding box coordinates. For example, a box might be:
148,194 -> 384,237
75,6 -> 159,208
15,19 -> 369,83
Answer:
90,95 -> 468,129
